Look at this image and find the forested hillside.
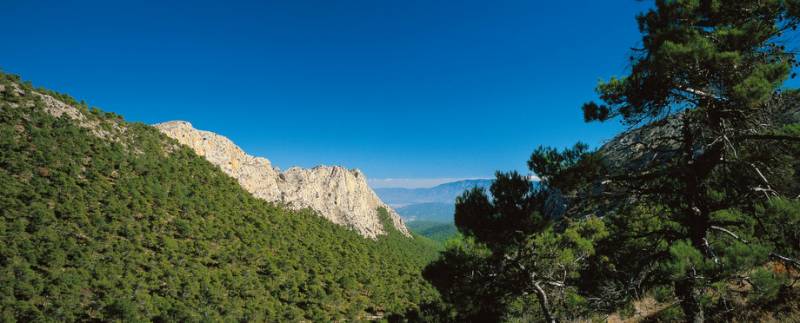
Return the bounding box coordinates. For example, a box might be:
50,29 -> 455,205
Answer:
406,221 -> 458,244
0,72 -> 440,322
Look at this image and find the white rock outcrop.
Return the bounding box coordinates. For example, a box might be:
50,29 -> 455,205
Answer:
154,121 -> 410,238
1,83 -> 119,140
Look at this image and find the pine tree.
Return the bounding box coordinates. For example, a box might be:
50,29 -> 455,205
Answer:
583,1 -> 800,321
424,147 -> 609,322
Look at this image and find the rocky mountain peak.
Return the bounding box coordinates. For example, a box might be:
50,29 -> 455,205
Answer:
155,120 -> 410,238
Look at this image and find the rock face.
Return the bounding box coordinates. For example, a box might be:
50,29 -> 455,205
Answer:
155,121 -> 410,238
599,115 -> 685,172
599,94 -> 800,172
543,94 -> 800,220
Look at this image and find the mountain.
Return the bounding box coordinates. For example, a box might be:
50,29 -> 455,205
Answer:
379,180 -> 489,243
374,179 -> 493,207
396,202 -> 455,222
155,121 -> 408,238
0,72 -> 440,321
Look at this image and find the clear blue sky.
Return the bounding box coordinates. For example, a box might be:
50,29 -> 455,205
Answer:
2,0 -> 653,187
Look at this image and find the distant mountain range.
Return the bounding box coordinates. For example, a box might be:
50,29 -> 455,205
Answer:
396,202 -> 456,222
375,179 -> 492,242
377,178 -> 544,243
374,179 -> 493,207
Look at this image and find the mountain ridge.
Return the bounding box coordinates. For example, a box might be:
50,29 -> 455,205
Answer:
155,120 -> 409,238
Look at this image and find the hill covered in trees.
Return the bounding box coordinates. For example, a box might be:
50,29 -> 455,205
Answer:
406,221 -> 458,244
0,72 -> 441,322
396,203 -> 459,244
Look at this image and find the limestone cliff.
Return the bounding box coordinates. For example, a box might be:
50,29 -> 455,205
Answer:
154,121 -> 410,238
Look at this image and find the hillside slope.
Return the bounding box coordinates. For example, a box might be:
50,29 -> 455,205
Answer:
0,73 -> 439,321
406,221 -> 459,244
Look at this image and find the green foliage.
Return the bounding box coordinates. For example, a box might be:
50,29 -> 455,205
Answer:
528,142 -> 605,191
454,171 -> 546,252
757,198 -> 800,259
426,152 -> 609,322
650,305 -> 685,323
422,237 -> 497,321
663,240 -> 707,280
653,285 -> 676,303
0,72 -> 440,322
747,268 -> 786,304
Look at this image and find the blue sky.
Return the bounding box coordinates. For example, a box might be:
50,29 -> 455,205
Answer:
3,1 -> 653,187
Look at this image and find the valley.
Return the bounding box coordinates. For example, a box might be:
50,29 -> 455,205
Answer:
374,180 -> 491,243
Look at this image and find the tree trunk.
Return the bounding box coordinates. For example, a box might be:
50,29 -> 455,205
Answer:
533,281 -> 557,323
678,216 -> 707,323
675,278 -> 704,323
676,113 -> 710,323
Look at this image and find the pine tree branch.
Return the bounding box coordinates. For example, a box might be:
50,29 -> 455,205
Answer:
770,253 -> 800,270
710,226 -> 749,243
533,281 -> 557,323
